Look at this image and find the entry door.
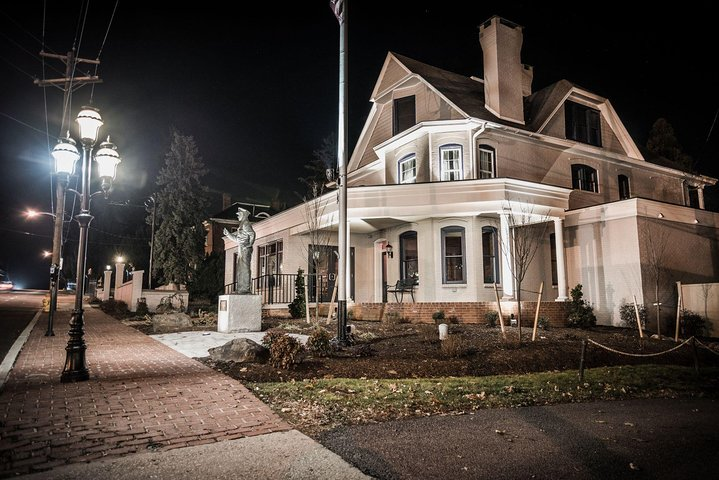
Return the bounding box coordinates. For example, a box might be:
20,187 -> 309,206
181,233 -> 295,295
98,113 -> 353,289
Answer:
308,245 -> 354,302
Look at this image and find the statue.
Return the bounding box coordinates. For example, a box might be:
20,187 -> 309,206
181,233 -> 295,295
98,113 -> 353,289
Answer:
223,207 -> 255,294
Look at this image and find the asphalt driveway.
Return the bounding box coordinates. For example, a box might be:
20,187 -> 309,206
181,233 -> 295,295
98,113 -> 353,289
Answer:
318,397 -> 719,480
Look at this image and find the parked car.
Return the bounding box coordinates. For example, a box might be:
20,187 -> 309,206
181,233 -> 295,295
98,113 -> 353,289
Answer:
0,280 -> 14,291
66,281 -> 77,291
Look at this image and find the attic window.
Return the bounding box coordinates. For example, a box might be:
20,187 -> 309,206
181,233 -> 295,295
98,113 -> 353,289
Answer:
565,101 -> 602,147
393,96 -> 416,135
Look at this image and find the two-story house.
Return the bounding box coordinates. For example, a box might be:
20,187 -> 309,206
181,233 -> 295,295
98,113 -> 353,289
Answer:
224,16 -> 718,326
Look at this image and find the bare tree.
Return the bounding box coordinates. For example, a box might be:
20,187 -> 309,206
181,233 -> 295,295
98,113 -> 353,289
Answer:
639,222 -> 670,336
300,183 -> 333,323
500,202 -> 550,344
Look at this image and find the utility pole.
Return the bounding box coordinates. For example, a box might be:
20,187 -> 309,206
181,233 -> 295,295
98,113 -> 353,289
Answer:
35,49 -> 102,335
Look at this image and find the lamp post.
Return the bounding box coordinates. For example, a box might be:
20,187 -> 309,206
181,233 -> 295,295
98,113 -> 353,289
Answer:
57,106 -> 121,383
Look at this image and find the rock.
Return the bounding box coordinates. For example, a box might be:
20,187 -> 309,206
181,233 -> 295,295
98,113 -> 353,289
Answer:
209,338 -> 269,363
152,313 -> 193,333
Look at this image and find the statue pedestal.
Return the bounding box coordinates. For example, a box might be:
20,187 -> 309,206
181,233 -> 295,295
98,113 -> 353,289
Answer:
217,294 -> 262,333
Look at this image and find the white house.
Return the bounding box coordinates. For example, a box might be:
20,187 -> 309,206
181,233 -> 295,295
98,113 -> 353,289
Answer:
224,16 -> 718,327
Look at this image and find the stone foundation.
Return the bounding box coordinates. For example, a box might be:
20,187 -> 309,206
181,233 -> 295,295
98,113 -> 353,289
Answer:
350,301 -> 570,327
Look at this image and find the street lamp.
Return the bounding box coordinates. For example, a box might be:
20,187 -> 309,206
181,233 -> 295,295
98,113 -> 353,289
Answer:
58,106 -> 121,383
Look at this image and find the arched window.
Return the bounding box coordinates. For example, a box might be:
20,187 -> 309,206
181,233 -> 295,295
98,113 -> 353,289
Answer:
571,164 -> 598,192
618,174 -> 630,200
399,231 -> 418,281
398,154 -> 417,184
440,144 -> 462,181
481,226 -> 499,284
441,226 -> 465,283
477,145 -> 496,179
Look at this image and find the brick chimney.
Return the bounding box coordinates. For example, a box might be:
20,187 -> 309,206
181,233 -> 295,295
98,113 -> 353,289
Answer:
479,16 -> 526,124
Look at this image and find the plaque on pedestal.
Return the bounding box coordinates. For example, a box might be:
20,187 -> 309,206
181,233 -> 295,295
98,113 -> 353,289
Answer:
217,294 -> 262,333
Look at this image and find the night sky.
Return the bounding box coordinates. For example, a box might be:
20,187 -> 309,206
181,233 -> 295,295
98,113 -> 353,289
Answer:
1,1 -> 717,289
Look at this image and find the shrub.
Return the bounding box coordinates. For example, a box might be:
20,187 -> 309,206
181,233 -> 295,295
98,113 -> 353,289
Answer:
567,284 -> 596,328
537,316 -> 550,330
99,299 -> 130,318
288,269 -> 306,319
447,315 -> 460,324
485,311 -> 499,327
619,302 -> 647,330
307,327 -> 334,357
681,310 -> 707,338
262,330 -> 305,369
135,300 -> 150,316
432,310 -> 446,324
440,334 -> 468,358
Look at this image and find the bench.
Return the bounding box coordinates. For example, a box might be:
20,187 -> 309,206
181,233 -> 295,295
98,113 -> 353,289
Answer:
386,278 -> 417,303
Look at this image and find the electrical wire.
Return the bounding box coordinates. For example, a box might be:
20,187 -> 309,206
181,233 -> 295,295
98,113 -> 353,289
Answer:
90,0 -> 119,102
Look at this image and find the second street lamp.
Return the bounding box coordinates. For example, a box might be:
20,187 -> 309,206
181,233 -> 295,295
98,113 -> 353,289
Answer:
60,106 -> 121,383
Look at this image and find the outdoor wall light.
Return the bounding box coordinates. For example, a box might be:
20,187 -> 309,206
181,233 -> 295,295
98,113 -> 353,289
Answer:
385,243 -> 394,258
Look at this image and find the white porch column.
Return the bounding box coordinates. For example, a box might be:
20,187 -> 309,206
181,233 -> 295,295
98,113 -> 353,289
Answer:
553,218 -> 568,301
698,186 -> 705,210
114,261 -> 126,292
101,269 -> 113,301
499,212 -> 514,299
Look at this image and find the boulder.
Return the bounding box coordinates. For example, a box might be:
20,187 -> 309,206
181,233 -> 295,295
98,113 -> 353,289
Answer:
152,313 -> 192,333
209,338 -> 269,363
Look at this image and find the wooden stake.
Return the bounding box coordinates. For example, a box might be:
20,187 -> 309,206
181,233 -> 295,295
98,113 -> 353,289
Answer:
532,282 -> 544,341
493,283 -> 506,339
304,274 -> 311,324
633,295 -> 644,339
326,281 -> 338,325
578,339 -> 588,382
675,281 -> 683,342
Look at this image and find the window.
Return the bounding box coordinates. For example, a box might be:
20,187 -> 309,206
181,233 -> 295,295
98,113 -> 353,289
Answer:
393,96 -> 416,135
441,226 -> 465,283
478,145 -> 496,179
399,231 -> 418,281
618,174 -> 630,200
565,101 -> 602,147
257,240 -> 283,278
440,145 -> 462,181
571,164 -> 598,192
398,155 -> 417,184
688,186 -> 700,208
550,233 -> 558,286
481,226 -> 499,284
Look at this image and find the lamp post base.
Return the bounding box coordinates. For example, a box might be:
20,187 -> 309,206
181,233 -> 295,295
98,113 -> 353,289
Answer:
60,308 -> 89,383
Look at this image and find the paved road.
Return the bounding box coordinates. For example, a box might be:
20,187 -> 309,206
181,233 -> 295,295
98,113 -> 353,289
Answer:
319,397 -> 719,480
0,290 -> 45,359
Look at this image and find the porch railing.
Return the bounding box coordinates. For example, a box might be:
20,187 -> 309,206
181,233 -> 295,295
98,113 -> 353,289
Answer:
223,273 -> 333,305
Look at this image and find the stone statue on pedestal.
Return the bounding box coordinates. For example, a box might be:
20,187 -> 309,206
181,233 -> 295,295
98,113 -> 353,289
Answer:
223,207 -> 255,294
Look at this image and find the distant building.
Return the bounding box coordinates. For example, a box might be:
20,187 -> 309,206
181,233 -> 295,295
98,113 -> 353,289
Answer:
224,16 -> 718,326
204,199 -> 273,257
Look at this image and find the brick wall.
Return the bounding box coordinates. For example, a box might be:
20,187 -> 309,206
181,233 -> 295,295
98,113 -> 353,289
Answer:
350,301 -> 570,327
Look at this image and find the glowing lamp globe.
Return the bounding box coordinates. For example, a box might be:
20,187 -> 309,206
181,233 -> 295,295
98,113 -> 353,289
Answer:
51,137 -> 80,177
76,107 -> 103,143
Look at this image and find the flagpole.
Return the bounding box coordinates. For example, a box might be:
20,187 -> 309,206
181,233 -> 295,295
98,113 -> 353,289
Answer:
332,0 -> 349,345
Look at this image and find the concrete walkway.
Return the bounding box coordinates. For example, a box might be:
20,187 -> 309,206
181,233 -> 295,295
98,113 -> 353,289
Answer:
0,305 -> 369,479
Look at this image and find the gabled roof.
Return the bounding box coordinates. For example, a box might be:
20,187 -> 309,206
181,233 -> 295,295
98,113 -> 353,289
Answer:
354,51 -> 644,164
207,201 -> 274,224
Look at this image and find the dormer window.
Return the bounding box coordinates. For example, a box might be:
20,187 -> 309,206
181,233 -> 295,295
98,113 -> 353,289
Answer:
565,101 -> 602,147
440,145 -> 462,181
478,145 -> 496,179
393,96 -> 416,135
398,155 -> 417,184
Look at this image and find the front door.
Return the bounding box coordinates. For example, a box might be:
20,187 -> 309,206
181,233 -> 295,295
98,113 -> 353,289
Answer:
308,245 -> 354,302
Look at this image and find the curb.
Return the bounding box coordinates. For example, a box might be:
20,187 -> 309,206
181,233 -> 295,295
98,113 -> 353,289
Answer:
0,310 -> 41,389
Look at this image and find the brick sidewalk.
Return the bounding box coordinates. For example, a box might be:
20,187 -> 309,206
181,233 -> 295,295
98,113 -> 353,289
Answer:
0,306 -> 291,477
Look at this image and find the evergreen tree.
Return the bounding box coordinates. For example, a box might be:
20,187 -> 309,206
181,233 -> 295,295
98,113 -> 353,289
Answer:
288,268 -> 307,319
187,251 -> 224,303
151,129 -> 209,289
646,118 -> 693,171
